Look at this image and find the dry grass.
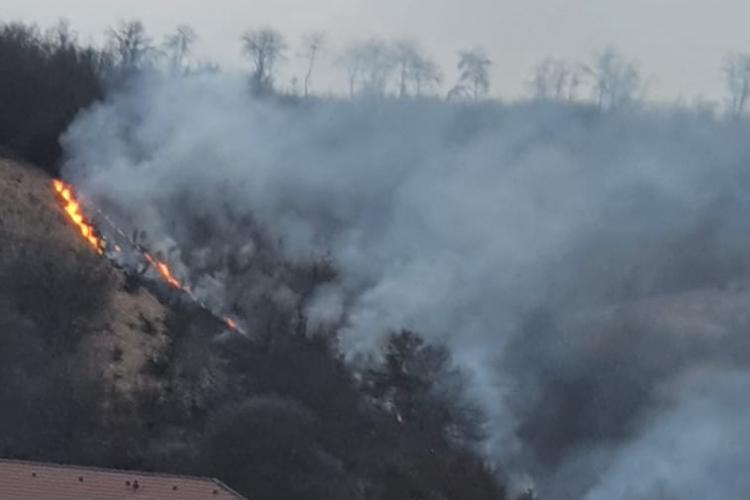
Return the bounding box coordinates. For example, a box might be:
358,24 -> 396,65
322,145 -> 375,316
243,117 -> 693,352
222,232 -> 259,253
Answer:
0,156 -> 172,396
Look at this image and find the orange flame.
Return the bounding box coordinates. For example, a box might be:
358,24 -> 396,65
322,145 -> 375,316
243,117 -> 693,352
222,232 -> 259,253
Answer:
52,179 -> 103,254
142,252 -> 244,333
144,253 -> 183,289
51,178 -> 244,334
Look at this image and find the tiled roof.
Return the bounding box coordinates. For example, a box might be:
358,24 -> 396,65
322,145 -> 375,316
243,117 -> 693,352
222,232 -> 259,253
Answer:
0,459 -> 246,500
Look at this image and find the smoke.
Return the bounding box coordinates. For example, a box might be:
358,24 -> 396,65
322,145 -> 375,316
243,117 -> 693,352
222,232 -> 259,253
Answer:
62,72 -> 750,498
583,369 -> 750,500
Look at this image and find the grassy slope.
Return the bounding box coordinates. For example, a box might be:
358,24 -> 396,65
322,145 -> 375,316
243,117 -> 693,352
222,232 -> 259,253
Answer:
0,157 -> 229,468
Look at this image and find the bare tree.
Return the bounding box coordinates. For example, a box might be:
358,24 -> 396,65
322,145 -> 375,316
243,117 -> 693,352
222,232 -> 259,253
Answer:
394,40 -> 418,98
337,44 -> 365,98
289,75 -> 300,97
163,24 -> 197,73
529,58 -> 583,101
338,39 -> 395,97
241,27 -> 287,94
393,39 -> 442,98
359,38 -> 396,96
44,19 -> 76,49
451,47 -> 492,100
585,48 -> 643,110
106,20 -> 154,75
299,32 -> 325,98
723,53 -> 750,117
567,65 -> 585,101
412,56 -> 442,97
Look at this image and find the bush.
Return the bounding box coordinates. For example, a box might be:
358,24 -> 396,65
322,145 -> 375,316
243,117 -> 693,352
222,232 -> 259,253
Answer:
0,243 -> 113,348
200,396 -> 349,500
0,305 -> 104,462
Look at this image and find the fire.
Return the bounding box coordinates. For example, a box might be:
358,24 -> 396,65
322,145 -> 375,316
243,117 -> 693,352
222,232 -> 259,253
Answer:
52,179 -> 103,254
144,253 -> 183,290
50,178 -> 245,335
224,317 -> 238,330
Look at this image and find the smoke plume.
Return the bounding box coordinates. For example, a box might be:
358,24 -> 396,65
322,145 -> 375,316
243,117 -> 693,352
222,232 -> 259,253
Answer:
62,72 -> 750,498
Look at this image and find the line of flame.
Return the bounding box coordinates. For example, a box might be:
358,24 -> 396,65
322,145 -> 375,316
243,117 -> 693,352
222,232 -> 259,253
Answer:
144,253 -> 183,289
52,179 -> 103,254
51,179 -> 243,334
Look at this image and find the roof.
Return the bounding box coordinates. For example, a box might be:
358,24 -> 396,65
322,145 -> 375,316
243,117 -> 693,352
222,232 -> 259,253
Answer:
0,459 -> 246,500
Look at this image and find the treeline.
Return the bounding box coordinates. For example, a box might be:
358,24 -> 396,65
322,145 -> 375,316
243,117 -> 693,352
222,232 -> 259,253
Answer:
0,22 -> 104,171
0,20 -> 208,175
3,18 -> 750,174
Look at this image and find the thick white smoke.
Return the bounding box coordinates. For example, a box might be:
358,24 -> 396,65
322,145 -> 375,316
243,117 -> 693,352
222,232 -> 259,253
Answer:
62,72 -> 750,498
583,369 -> 750,500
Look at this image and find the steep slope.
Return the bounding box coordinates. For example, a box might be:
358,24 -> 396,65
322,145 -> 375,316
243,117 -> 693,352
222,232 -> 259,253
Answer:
0,156 -> 229,468
0,156 -> 509,500
0,156 -> 171,394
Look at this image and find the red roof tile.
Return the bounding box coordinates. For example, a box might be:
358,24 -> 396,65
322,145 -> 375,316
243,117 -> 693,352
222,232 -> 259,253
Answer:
0,459 -> 246,500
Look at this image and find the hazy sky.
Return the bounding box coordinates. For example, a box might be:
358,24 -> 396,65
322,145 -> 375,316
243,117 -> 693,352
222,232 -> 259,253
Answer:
4,0 -> 750,101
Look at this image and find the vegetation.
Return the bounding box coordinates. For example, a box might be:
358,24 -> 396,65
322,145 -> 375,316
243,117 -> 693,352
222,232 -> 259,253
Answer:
0,21 -> 104,173
0,16 -> 744,173
0,242 -> 503,499
0,127 -> 504,500
3,17 -> 750,500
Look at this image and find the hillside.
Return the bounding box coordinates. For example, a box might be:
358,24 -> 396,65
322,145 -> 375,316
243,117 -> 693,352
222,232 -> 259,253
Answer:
1,157 -> 164,392
1,155 -> 230,391
0,155 -> 507,500
0,156 -> 229,467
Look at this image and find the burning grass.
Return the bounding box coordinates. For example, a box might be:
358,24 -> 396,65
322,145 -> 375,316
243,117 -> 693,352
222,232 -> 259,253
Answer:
50,177 -> 244,335
52,179 -> 103,253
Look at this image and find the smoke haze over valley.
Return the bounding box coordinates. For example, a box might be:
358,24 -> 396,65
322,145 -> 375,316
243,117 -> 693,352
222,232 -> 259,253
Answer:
61,72 -> 750,499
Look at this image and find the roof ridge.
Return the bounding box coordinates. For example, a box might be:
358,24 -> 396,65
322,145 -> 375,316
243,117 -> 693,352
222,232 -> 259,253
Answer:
0,457 -> 217,483
211,477 -> 248,498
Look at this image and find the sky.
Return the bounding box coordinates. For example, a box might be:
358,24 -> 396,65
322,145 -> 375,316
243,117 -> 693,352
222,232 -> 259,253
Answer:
3,0 -> 750,102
